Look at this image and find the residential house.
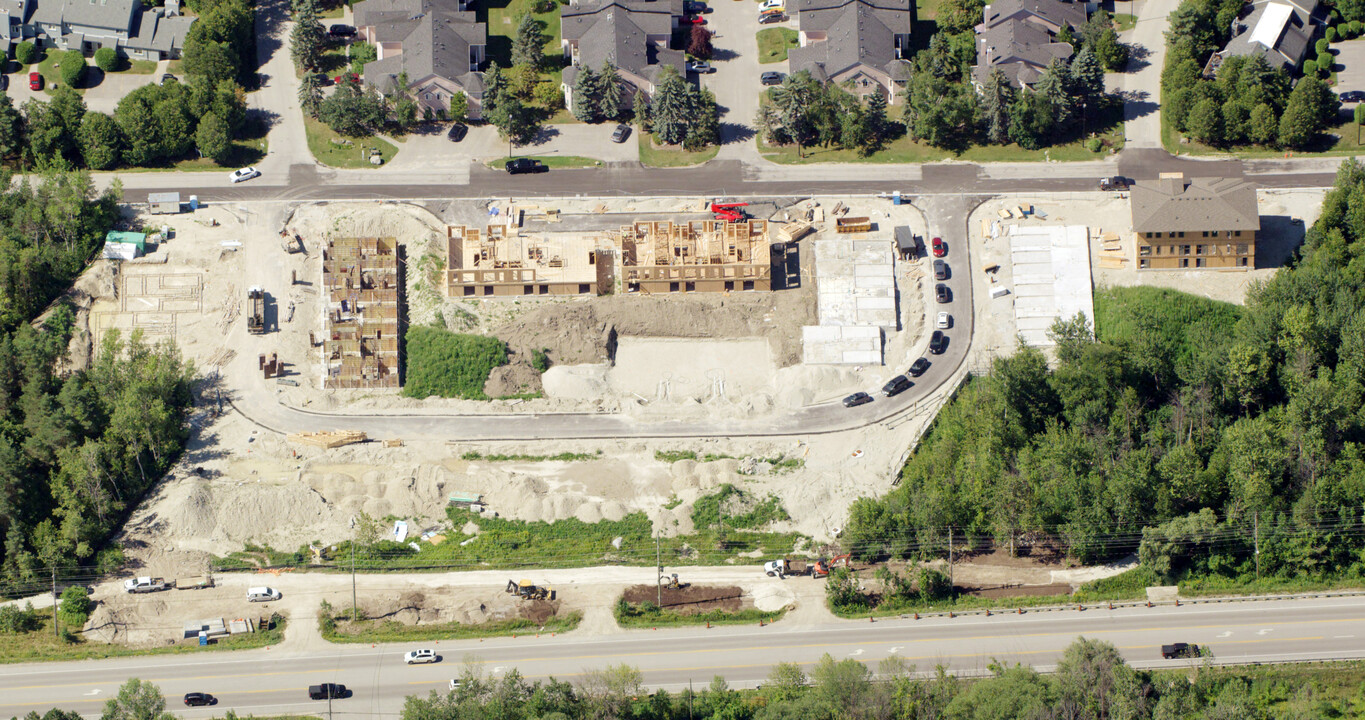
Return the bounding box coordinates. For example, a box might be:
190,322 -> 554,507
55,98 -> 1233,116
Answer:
354,0 -> 487,119
8,0 -> 192,61
1130,173 -> 1259,270
972,0 -> 1084,90
787,0 -> 912,102
1203,0 -> 1325,76
560,0 -> 683,109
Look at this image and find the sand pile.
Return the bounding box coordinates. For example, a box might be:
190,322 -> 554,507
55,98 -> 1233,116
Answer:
541,365 -> 610,400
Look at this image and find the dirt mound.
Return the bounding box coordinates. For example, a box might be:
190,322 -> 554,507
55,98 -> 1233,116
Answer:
622,584 -> 743,613
965,582 -> 1074,599
521,598 -> 559,624
494,292 -> 816,368
485,362 -> 543,398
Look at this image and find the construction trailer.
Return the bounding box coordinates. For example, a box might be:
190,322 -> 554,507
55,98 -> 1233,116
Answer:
322,237 -> 400,389
618,219 -> 775,293
148,192 -> 182,215
246,288 -> 265,334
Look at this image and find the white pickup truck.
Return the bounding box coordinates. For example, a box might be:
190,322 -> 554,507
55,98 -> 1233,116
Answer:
123,576 -> 171,593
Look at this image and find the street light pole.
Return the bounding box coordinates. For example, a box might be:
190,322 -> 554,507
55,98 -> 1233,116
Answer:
349,516 -> 357,622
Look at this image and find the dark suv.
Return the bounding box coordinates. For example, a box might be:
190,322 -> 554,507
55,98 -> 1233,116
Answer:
505,158 -> 546,174
1161,643 -> 1199,659
929,330 -> 946,355
309,683 -> 347,700
183,693 -> 215,707
908,358 -> 930,377
329,24 -> 357,37
881,375 -> 910,397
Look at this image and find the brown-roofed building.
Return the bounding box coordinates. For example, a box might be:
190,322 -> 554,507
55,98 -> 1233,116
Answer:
971,0 -> 1084,90
1130,173 -> 1259,270
559,0 -> 683,109
354,0 -> 487,119
789,0 -> 912,102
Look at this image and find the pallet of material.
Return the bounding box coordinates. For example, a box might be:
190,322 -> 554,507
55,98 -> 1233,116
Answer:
1098,257 -> 1128,269
777,222 -> 814,243
288,431 -> 368,448
1101,242 -> 1124,252
997,208 -> 1013,219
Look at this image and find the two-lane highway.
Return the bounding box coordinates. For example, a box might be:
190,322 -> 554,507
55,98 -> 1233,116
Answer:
5,597 -> 1365,718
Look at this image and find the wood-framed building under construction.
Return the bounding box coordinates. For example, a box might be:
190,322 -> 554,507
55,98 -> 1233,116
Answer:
443,224 -> 614,297
322,236 -> 402,389
618,219 -> 773,293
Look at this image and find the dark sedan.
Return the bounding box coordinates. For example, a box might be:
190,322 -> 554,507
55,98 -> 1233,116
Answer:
184,693 -> 215,707
329,24 -> 357,37
929,330 -> 947,355
447,123 -> 468,142
935,283 -> 950,303
908,358 -> 930,377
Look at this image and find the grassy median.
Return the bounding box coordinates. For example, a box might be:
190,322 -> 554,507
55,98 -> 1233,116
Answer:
0,611 -> 286,665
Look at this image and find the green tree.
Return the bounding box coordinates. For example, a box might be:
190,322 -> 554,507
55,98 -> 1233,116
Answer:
482,62 -> 506,117
101,678 -> 173,720
863,91 -> 889,151
299,71 -> 325,118
633,90 -> 650,127
487,93 -> 541,145
15,41 -> 37,66
58,51 -> 87,88
1070,47 -> 1104,103
93,47 -> 118,73
24,88 -> 86,168
1249,101 -> 1282,145
1279,75 -> 1338,149
1008,91 -> 1054,150
980,69 -> 1015,144
0,95 -> 24,163
291,1 -> 326,71
1186,97 -> 1224,145
318,81 -> 387,137
393,96 -> 419,130
194,111 -> 231,164
183,0 -> 254,86
938,0 -> 986,33
57,585 -> 90,629
79,112 -> 123,170
448,91 -> 468,124
824,566 -> 865,610
512,13 -> 548,70
649,65 -> 693,145
685,86 -> 719,150
599,59 -> 623,121
570,65 -> 601,122
902,71 -> 976,150
349,41 -> 378,74
768,71 -> 818,155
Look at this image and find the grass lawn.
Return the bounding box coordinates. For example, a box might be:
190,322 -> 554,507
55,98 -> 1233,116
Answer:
0,614 -> 285,664
484,0 -> 562,69
757,28 -> 799,64
38,50 -> 85,95
638,134 -> 720,167
117,58 -> 159,74
321,607 -> 582,643
485,154 -> 603,168
916,0 -> 942,19
305,117 -> 399,168
1112,13 -> 1137,32
759,120 -> 1124,164
166,58 -> 184,75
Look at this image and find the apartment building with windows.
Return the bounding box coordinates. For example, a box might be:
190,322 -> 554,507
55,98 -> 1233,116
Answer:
1130,174 -> 1259,270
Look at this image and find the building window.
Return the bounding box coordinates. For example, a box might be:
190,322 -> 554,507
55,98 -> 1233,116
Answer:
743,280 -> 756,291
1180,259 -> 1189,268
539,284 -> 549,294
1201,231 -> 1209,237
1237,244 -> 1248,254
1181,245 -> 1191,255
1233,231 -> 1241,237
1139,258 -> 1149,269
523,285 -> 533,295
578,283 -> 590,293
685,281 -> 696,292
669,282 -> 679,292
1145,232 -> 1154,239
463,286 -> 475,296
483,285 -> 493,296
1195,245 -> 1204,255
1196,258 -> 1205,267
1240,257 -> 1248,267
1140,245 -> 1151,256
1155,245 -> 1162,255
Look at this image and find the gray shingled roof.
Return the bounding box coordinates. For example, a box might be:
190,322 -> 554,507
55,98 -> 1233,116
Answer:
355,0 -> 486,95
34,0 -> 138,31
561,0 -> 681,83
973,18 -> 1071,88
1130,176 -> 1260,233
982,0 -> 1086,31
1218,0 -> 1323,72
789,0 -> 910,79
125,9 -> 193,52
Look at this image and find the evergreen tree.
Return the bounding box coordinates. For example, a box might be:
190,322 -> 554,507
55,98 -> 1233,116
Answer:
1008,91 -> 1054,149
684,86 -> 719,150
511,13 -> 548,70
0,95 -> 23,164
482,63 -> 506,117
980,68 -> 1015,144
570,65 -> 601,122
1070,48 -> 1104,103
1034,59 -> 1076,128
864,91 -> 889,149
299,71 -> 325,118
599,60 -> 623,121
649,65 -> 693,145
290,1 -> 326,71
632,90 -> 651,127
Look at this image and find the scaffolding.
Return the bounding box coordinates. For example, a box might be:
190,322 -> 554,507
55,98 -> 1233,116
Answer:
322,237 -> 401,389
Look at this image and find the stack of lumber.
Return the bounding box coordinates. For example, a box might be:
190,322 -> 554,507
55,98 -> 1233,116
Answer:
1097,231 -> 1128,269
287,431 -> 367,448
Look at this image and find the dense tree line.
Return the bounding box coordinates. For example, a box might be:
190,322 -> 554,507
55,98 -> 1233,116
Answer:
1163,0 -> 1339,148
0,172 -> 196,589
844,159 -> 1365,594
755,71 -> 892,157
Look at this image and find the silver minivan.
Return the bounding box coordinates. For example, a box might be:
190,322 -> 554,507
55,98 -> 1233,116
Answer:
246,586 -> 281,602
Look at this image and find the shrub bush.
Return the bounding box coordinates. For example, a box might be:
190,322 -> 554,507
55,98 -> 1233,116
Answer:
1317,38 -> 1330,55
58,51 -> 87,87
401,327 -> 508,400
94,47 -> 118,72
1304,59 -> 1318,75
57,587 -> 91,630
0,603 -> 41,634
1085,137 -> 1104,152
1318,52 -> 1334,72
533,82 -> 563,110
531,348 -> 551,372
1327,26 -> 1338,42
1353,20 -> 1363,36
14,41 -> 36,65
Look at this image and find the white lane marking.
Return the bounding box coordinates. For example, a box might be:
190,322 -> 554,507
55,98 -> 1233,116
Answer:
83,689 -> 101,696
1335,635 -> 1356,638
848,649 -> 864,657
1217,631 -> 1232,638
1256,629 -> 1274,635
889,647 -> 903,654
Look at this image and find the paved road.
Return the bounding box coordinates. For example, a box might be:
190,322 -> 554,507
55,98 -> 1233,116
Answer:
1121,0 -> 1179,148
5,597 -> 1363,718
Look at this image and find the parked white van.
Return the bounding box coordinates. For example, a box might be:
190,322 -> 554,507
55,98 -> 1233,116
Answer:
247,586 -> 281,602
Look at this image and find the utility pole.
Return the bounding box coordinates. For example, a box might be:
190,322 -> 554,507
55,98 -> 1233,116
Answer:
1254,512 -> 1260,581
51,565 -> 58,638
947,526 -> 954,591
656,534 -> 663,607
350,516 -> 358,622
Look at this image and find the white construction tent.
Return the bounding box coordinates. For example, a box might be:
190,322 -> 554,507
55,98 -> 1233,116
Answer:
1007,225 -> 1095,346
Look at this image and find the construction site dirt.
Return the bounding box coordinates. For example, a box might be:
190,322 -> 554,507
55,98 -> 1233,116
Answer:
622,584 -> 745,614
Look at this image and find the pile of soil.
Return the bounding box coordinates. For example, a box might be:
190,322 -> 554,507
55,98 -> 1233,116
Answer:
494,292 -> 816,369
622,584 -> 743,614
964,583 -> 1074,599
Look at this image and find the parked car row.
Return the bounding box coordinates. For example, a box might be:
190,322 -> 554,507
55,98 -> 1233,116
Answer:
841,233 -> 956,410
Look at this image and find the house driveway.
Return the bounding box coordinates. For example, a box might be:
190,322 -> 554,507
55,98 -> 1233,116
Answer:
703,0 -> 767,161
1121,0 -> 1179,148
80,67 -> 161,114
1334,39 -> 1365,97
